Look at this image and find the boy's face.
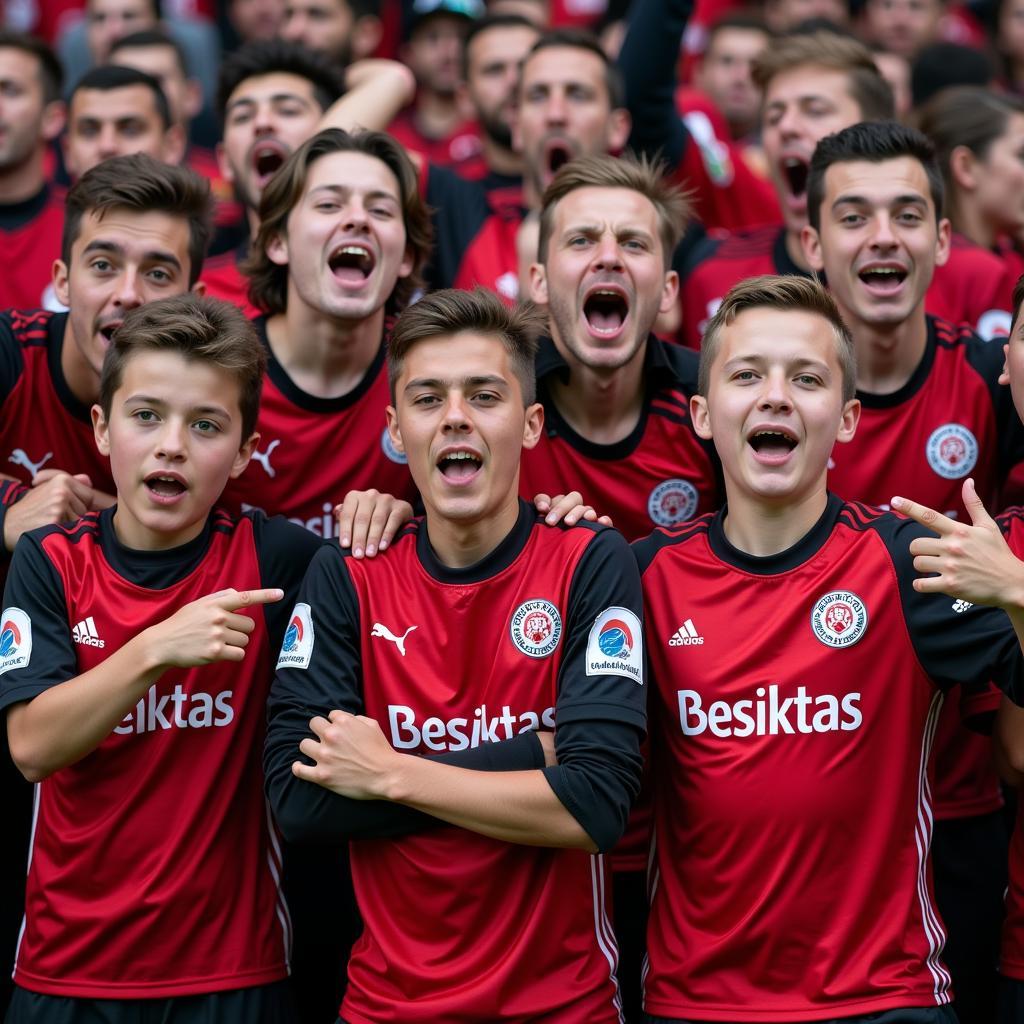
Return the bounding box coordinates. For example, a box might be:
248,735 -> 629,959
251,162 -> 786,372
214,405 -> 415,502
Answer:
92,349 -> 257,550
691,307 -> 859,510
218,72 -> 325,213
55,207 -> 196,399
386,331 -> 543,528
761,65 -> 863,234
530,185 -> 678,373
267,149 -> 413,323
1004,312 -> 1024,423
802,156 -> 950,332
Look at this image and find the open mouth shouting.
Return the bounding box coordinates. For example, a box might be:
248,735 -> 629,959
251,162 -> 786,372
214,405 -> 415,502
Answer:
582,286 -> 630,340
436,447 -> 483,485
144,471 -> 188,503
542,138 -> 576,184
250,139 -> 289,190
778,154 -> 810,212
328,243 -> 376,287
856,262 -> 908,298
747,426 -> 798,465
96,318 -> 123,347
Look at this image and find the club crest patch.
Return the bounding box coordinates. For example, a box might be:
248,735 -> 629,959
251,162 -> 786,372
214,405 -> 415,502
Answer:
925,424 -> 978,480
648,479 -> 699,527
811,591 -> 868,649
510,599 -> 562,659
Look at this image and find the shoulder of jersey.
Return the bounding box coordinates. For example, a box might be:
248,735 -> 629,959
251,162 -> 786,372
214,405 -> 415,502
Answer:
341,518 -> 421,562
835,499 -> 891,532
998,504 -> 1024,538
931,315 -> 980,349
632,512 -> 714,572
703,224 -> 779,262
540,513 -> 614,537
35,510 -> 104,547
651,337 -> 699,389
2,307 -> 54,346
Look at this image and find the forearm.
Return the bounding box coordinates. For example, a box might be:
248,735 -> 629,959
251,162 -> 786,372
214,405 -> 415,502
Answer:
6,632 -> 165,782
319,60 -> 416,133
381,756 -> 596,851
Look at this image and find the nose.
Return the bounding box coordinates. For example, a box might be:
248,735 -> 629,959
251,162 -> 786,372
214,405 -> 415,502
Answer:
869,211 -> 897,248
775,106 -> 802,141
340,199 -> 370,233
757,369 -> 793,412
544,89 -> 569,126
441,391 -> 472,433
112,268 -> 143,309
98,123 -> 120,159
155,419 -> 187,461
592,232 -> 624,272
281,13 -> 305,40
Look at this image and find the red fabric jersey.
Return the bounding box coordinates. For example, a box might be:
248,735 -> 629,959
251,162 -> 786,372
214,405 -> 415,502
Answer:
219,317 -> 416,537
388,107 -> 484,169
267,507 -> 646,1022
0,186 -> 66,312
829,316 -> 1024,819
636,496 -> 1024,1020
0,509 -> 320,998
679,225 -> 1015,349
186,145 -> 245,232
199,243 -> 261,319
0,309 -> 113,492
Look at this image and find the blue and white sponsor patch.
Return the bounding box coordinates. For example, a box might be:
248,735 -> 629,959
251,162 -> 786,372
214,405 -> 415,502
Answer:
277,603 -> 314,670
0,607 -> 32,676
586,606 -> 643,684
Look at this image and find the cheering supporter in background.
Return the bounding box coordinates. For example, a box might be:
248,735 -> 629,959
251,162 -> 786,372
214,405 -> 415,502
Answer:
387,0 -> 485,169
226,0 -> 286,44
265,285 -> 645,1024
0,31 -> 66,312
281,0 -> 384,66
801,120 -> 1024,1022
201,41 -> 413,313
636,272 -> 1024,1024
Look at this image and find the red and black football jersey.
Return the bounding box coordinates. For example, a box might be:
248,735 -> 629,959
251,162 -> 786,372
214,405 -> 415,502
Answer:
521,337 -> 722,546
0,187 -> 65,312
388,107 -> 484,170
200,241 -> 261,319
219,316 -> 416,537
421,161 -> 524,303
0,507 -> 323,998
998,507 -> 1024,982
266,503 -> 646,1022
636,496 -> 1024,1020
678,225 -> 1016,349
0,309 -> 113,493
829,316 -> 1024,820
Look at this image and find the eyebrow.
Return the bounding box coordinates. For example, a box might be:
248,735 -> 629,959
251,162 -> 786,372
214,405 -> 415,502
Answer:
308,184 -> 400,203
404,374 -> 510,392
82,240 -> 182,269
122,394 -> 232,417
227,92 -> 311,112
832,193 -> 928,210
723,354 -> 832,373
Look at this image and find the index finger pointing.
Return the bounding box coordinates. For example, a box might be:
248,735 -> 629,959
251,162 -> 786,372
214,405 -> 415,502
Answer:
890,495 -> 958,535
224,588 -> 284,609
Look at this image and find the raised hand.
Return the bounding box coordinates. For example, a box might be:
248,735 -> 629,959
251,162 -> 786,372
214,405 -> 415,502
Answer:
533,491 -> 614,527
333,489 -> 414,559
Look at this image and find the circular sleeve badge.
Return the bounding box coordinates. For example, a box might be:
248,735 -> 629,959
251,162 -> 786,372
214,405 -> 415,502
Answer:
510,599 -> 563,658
811,591 -> 868,648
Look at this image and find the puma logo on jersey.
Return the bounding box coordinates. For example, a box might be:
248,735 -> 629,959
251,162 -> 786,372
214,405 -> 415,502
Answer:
8,449 -> 52,479
72,616 -> 104,648
251,439 -> 280,477
371,622 -> 417,656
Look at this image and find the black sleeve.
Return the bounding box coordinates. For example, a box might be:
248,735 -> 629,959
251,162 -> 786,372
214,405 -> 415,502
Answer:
541,528 -> 647,853
264,544 -> 548,844
618,0 -> 692,167
0,531 -> 76,714
423,163 -> 491,291
963,331 -> 1024,478
881,515 -> 1024,703
0,479 -> 29,562
0,314 -> 25,406
251,513 -> 328,649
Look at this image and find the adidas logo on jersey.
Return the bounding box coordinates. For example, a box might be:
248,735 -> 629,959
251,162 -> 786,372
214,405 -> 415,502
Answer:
669,619 -> 704,646
72,616 -> 105,648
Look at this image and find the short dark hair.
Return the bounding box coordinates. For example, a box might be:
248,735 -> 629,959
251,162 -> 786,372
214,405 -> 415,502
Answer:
522,28 -> 624,109
100,294 -> 266,441
910,42 -> 993,107
216,40 -> 346,120
463,13 -> 538,78
0,30 -> 63,104
700,275 -> 857,402
806,120 -> 944,231
244,128 -> 432,316
63,154 -> 213,286
388,288 -> 542,405
109,28 -> 191,78
69,64 -> 172,129
705,12 -> 772,50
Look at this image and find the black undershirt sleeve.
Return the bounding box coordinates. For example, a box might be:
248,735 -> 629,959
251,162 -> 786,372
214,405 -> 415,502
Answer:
0,533 -> 76,714
0,315 -> 25,408
541,528 -> 647,853
618,0 -> 692,167
264,544 -> 546,844
882,516 -> 1024,703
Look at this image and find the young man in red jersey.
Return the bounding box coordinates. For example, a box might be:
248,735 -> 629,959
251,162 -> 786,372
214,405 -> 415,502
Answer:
801,120 -> 1024,1022
0,294 -> 324,1022
635,273 -> 1024,1023
266,286 -> 645,1024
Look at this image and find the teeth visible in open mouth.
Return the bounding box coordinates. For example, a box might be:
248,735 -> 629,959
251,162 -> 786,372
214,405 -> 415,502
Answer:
584,289 -> 628,333
859,267 -> 906,284
253,145 -> 285,179
750,430 -> 797,452
329,245 -> 374,277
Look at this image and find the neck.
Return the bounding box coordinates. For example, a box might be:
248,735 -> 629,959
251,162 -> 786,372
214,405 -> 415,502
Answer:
950,201 -> 995,251
425,490 -> 521,568
523,172 -> 543,212
413,90 -> 462,139
60,318 -> 99,407
547,333 -> 647,444
481,135 -> 522,177
784,227 -> 812,271
722,484 -> 828,557
0,150 -> 45,205
267,297 -> 384,398
850,308 -> 928,394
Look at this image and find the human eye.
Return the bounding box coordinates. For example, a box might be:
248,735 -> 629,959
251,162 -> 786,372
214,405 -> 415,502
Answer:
896,208 -> 923,224
412,393 -> 441,406
133,409 -> 158,423
795,373 -> 821,386
472,391 -> 500,405
147,267 -> 173,283
193,418 -> 220,434
89,258 -> 115,273
733,369 -> 758,382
